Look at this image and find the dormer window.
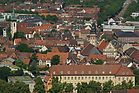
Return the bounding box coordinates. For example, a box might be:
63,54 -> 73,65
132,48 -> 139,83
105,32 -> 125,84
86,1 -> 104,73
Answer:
95,71 -> 98,74
109,71 -> 111,74
60,71 -> 63,74
81,71 -> 84,74
67,71 -> 70,74
53,71 -> 55,75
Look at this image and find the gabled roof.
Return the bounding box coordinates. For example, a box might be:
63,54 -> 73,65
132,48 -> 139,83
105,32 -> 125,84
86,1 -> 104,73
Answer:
36,52 -> 69,65
33,24 -> 52,31
97,39 -> 108,51
81,44 -> 100,56
88,54 -> 107,61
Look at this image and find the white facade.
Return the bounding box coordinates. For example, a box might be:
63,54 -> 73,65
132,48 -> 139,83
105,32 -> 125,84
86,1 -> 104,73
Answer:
131,12 -> 139,18
11,21 -> 17,38
103,25 -> 135,32
3,28 -> 7,37
39,60 -> 51,67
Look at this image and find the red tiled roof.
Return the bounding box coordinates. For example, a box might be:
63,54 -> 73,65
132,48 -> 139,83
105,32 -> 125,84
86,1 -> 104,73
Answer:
88,54 -> 106,61
128,89 -> 139,93
97,39 -> 108,51
34,40 -> 46,46
14,38 -> 22,45
22,59 -> 30,65
48,65 -> 134,76
33,24 -> 52,31
36,52 -> 69,65
131,50 -> 139,61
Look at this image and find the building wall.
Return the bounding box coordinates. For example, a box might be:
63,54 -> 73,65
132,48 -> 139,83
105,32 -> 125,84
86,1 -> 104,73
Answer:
118,37 -> 139,43
103,42 -> 117,58
39,60 -> 51,67
55,75 -> 135,86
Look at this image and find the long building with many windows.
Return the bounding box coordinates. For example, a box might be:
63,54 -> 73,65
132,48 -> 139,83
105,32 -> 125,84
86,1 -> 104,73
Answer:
44,65 -> 135,91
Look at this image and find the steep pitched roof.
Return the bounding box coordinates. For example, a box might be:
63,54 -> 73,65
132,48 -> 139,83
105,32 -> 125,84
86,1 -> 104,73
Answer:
36,52 -> 69,65
97,39 -> 108,51
81,44 -> 100,56
88,54 -> 107,61
33,24 -> 52,31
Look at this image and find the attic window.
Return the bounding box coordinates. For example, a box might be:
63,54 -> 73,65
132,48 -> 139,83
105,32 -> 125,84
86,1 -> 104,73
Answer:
53,71 -> 55,75
109,71 -> 111,74
81,71 -> 84,74
126,72 -> 129,75
122,72 -> 125,75
102,71 -> 105,74
67,71 -> 70,74
60,71 -> 63,74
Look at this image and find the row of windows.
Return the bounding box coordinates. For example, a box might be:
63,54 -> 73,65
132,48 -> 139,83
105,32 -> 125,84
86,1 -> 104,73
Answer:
63,76 -> 133,81
63,76 -> 115,80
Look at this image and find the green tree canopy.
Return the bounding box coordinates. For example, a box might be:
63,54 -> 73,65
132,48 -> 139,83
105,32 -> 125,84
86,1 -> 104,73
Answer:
14,59 -> 28,69
103,80 -> 114,93
0,66 -> 11,81
91,59 -> 104,65
12,81 -> 30,93
34,77 -> 45,93
44,15 -> 58,23
14,31 -> 25,39
51,55 -> 60,65
16,43 -> 33,53
0,79 -> 30,93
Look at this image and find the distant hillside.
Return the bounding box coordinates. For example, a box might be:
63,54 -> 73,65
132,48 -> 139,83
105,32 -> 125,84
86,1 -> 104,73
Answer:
123,0 -> 139,21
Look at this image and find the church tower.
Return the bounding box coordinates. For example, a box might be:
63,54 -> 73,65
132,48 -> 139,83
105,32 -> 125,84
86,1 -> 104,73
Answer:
11,21 -> 17,38
10,9 -> 17,38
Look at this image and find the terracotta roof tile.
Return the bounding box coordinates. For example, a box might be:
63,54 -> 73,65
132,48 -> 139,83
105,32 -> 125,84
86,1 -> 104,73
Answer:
22,59 -> 30,65
14,38 -> 22,45
36,52 -> 69,65
88,54 -> 106,61
97,39 -> 108,51
128,89 -> 139,93
33,24 -> 53,31
49,65 -> 134,76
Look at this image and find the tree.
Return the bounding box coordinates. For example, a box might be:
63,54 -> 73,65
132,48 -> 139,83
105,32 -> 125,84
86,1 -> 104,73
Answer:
64,83 -> 74,92
103,80 -> 114,93
51,55 -> 60,65
12,81 -> 30,93
0,79 -> 30,93
91,59 -> 104,65
0,79 -> 12,93
114,80 -> 134,90
28,54 -> 39,76
34,77 -> 45,93
88,81 -> 102,93
14,59 -> 28,69
49,77 -> 66,93
13,31 -> 25,39
16,43 -> 33,53
0,66 -> 11,81
45,15 -> 58,23
76,81 -> 102,93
